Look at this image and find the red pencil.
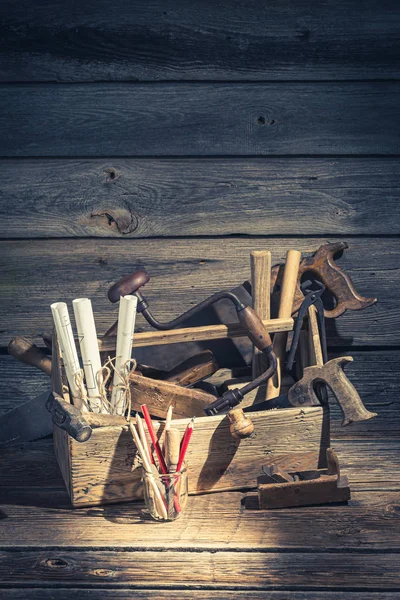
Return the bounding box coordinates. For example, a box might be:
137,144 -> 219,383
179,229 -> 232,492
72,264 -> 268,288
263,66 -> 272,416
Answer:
176,417 -> 195,472
141,404 -> 168,474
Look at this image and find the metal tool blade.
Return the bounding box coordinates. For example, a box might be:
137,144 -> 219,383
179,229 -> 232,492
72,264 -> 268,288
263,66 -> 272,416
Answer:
243,393 -> 293,413
0,390 -> 52,447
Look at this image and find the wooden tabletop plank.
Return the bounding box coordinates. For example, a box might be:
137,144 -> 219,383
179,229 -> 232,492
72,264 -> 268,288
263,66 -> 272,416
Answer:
0,0 -> 399,82
1,158 -> 399,238
4,592 -> 400,600
1,549 -> 400,590
0,237 -> 388,347
0,83 -> 399,157
1,485 -> 399,549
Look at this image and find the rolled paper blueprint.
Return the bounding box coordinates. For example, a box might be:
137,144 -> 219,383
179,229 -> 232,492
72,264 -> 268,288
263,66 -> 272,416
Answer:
72,298 -> 104,413
110,295 -> 138,415
51,301 -> 86,410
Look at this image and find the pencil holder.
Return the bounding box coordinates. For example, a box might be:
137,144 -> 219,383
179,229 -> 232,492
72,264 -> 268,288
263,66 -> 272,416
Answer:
142,467 -> 188,521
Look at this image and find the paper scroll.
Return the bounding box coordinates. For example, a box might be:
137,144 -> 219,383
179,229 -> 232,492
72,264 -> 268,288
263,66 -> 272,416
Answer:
51,302 -> 86,410
110,295 -> 138,415
72,298 -> 104,413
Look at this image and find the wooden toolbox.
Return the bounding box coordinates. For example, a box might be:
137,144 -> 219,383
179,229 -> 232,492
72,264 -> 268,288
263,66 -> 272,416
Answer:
52,308 -> 329,508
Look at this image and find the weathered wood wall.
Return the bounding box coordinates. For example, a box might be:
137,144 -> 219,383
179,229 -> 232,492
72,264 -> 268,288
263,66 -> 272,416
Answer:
0,0 -> 399,597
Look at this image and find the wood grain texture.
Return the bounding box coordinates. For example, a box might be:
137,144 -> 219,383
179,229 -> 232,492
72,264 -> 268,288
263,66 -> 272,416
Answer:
1,549 -> 400,589
0,0 -> 399,82
0,237 -> 388,347
55,406 -> 327,506
1,436 -> 398,497
0,482 -> 399,549
3,594 -> 400,600
0,83 -> 399,157
1,158 -> 399,238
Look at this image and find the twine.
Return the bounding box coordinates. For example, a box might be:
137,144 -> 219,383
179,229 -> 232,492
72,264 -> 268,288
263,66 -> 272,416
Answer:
74,369 -> 90,412
70,358 -> 136,417
94,356 -> 137,418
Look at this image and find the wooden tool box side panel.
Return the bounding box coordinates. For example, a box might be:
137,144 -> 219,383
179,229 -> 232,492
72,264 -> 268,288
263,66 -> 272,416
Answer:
66,406 -> 329,507
53,424 -> 72,497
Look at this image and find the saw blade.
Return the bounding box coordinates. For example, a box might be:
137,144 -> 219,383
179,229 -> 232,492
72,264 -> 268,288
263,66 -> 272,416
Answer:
243,393 -> 292,413
0,390 -> 52,447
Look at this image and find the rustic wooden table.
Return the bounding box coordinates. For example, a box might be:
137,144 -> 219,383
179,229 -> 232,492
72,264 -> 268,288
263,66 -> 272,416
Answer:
1,0 -> 399,596
1,355 -> 399,599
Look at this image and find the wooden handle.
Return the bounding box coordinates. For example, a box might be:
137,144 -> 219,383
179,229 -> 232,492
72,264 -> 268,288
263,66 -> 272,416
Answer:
251,251 -> 271,380
166,350 -> 219,386
267,250 -> 301,399
237,307 -> 273,351
278,250 -> 302,318
8,336 -> 52,376
99,317 -> 293,351
228,408 -> 254,439
165,428 -> 181,472
308,305 -> 324,367
288,357 -> 377,426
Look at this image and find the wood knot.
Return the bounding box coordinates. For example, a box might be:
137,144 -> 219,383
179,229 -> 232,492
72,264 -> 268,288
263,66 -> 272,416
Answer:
383,504 -> 400,519
40,557 -> 70,570
90,207 -> 139,235
93,569 -> 115,577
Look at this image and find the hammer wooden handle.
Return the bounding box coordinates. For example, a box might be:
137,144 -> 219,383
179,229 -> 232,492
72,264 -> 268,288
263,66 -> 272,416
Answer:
267,250 -> 301,399
251,250 -> 271,380
8,336 -> 52,376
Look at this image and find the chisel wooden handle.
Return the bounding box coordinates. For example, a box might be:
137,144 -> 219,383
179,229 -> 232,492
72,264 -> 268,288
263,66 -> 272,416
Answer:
267,250 -> 301,399
8,336 -> 52,376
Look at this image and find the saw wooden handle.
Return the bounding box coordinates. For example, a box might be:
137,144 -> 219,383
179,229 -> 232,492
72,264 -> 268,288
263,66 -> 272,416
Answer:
8,336 -> 52,376
288,356 -> 377,426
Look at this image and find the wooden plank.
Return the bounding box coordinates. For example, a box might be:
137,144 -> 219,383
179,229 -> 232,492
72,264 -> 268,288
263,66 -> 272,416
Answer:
2,158 -> 399,238
1,438 -> 399,548
1,437 -> 398,493
100,317 -> 292,351
0,237 -> 392,347
0,83 -> 399,157
0,0 -> 399,82
1,550 -> 400,589
3,592 -> 400,600
60,406 -> 327,506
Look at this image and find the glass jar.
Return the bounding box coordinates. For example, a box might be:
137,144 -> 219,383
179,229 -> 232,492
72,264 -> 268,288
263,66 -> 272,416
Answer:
142,466 -> 188,521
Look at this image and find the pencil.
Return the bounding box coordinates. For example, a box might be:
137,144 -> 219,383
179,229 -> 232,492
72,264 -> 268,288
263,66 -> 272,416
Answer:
162,403 -> 173,458
136,413 -> 155,466
141,404 -> 168,475
176,417 -> 195,473
129,422 -> 168,519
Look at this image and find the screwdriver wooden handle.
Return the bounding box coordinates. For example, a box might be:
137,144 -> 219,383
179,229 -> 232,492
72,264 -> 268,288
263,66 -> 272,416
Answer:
165,428 -> 181,472
8,336 -> 52,377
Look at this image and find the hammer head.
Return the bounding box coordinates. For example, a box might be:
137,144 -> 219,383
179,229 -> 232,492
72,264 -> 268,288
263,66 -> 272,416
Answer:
108,270 -> 150,303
